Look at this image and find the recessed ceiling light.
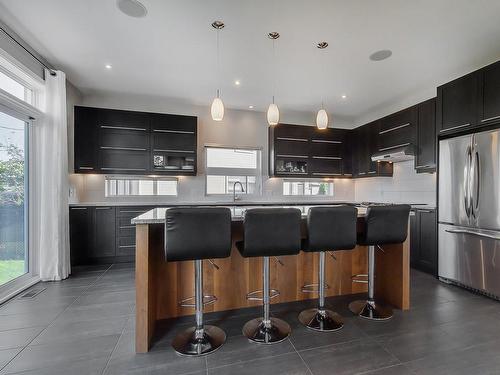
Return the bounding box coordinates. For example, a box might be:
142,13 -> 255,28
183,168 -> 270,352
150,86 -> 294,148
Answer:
234,80 -> 241,86
117,0 -> 147,18
341,94 -> 347,99
369,49 -> 392,61
105,64 -> 112,69
248,105 -> 254,109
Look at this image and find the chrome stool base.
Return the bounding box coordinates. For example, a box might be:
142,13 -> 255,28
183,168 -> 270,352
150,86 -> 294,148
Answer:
242,317 -> 291,344
298,308 -> 344,331
172,325 -> 226,356
349,300 -> 393,321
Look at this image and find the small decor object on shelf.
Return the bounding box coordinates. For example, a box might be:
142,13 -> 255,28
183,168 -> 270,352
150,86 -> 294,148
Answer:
153,155 -> 164,167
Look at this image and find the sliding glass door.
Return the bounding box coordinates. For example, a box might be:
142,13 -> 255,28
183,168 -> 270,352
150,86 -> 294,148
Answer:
0,110 -> 28,287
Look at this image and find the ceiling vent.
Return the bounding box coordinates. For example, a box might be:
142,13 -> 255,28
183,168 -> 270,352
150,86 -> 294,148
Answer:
117,0 -> 148,18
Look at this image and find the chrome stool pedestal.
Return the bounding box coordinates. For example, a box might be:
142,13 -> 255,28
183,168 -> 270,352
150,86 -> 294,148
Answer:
172,260 -> 226,356
349,245 -> 393,321
242,256 -> 291,344
298,251 -> 343,331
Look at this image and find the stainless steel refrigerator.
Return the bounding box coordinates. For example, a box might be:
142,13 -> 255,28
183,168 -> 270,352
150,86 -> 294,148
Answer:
439,127 -> 500,298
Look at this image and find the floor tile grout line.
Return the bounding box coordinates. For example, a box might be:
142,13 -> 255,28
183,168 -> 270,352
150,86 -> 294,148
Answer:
205,349 -> 296,372
100,312 -> 132,375
288,338 -> 314,375
0,264 -> 114,373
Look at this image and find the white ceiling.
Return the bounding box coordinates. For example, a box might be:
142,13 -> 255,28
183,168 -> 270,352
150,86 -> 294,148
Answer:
1,0 -> 500,123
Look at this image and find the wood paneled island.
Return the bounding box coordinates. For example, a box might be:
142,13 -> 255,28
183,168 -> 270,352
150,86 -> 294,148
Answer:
132,205 -> 410,353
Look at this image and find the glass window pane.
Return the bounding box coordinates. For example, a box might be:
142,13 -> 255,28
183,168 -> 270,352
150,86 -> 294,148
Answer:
157,180 -> 177,195
283,180 -> 334,196
206,148 -> 257,169
105,177 -> 177,196
0,111 -> 27,286
0,71 -> 33,105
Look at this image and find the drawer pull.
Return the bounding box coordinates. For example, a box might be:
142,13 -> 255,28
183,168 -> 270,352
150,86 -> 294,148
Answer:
153,149 -> 195,153
119,225 -> 135,229
78,166 -> 94,170
276,154 -> 308,158
311,139 -> 342,144
153,129 -> 195,134
379,122 -> 410,135
119,245 -> 136,248
312,172 -> 341,176
367,171 -> 377,174
276,137 -> 308,142
70,207 -> 87,210
96,207 -> 112,210
312,156 -> 341,160
101,125 -> 146,131
100,146 -> 146,151
439,123 -> 470,133
101,168 -> 147,171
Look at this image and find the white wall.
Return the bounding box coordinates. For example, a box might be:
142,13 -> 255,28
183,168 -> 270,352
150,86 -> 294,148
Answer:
70,90 -> 356,205
354,160 -> 436,205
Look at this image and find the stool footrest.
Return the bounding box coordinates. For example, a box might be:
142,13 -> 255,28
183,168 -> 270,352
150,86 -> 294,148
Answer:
246,289 -> 280,301
179,295 -> 217,308
301,283 -> 330,293
351,274 -> 368,284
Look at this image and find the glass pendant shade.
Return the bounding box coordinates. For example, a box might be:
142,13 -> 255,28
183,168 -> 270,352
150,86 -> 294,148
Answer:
316,109 -> 328,129
211,96 -> 224,121
267,103 -> 279,125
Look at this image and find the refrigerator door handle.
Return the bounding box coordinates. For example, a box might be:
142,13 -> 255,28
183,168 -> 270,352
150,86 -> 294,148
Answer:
472,149 -> 480,218
445,228 -> 500,241
464,145 -> 472,219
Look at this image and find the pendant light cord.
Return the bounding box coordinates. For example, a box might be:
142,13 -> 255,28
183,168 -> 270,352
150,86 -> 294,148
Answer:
216,28 -> 220,98
272,37 -> 276,104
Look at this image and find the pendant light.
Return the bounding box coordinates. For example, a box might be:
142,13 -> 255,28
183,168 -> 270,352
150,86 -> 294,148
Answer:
316,41 -> 329,130
211,20 -> 225,121
267,32 -> 280,126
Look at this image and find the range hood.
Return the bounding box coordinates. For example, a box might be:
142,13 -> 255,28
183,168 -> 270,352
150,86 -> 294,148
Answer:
371,144 -> 415,163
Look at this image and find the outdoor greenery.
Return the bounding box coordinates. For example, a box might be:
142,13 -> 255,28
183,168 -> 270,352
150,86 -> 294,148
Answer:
0,260 -> 24,285
0,142 -> 24,206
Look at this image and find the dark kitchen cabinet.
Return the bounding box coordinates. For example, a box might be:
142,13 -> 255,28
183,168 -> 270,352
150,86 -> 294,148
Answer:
92,207 -> 116,259
437,72 -> 479,135
353,122 -> 392,178
74,106 -> 197,176
415,98 -> 436,173
309,127 -> 348,177
479,60 -> 500,126
74,106 -> 98,173
410,208 -> 437,276
69,207 -> 92,266
378,106 -> 417,152
115,206 -> 150,259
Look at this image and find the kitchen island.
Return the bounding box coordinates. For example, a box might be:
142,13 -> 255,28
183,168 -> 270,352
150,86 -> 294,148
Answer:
132,205 -> 410,353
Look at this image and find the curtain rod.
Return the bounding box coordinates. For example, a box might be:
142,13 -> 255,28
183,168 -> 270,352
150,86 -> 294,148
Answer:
0,27 -> 57,76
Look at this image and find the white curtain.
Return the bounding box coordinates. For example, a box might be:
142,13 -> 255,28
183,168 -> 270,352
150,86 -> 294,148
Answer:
35,69 -> 70,281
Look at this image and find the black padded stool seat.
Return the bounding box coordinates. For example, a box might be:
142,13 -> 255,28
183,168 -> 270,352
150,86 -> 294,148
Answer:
165,207 -> 232,262
236,207 -> 302,258
164,207 -> 232,356
349,204 -> 411,321
237,207 -> 301,344
299,206 -> 357,332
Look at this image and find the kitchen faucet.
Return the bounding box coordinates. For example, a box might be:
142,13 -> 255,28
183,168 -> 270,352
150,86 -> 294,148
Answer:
233,181 -> 245,202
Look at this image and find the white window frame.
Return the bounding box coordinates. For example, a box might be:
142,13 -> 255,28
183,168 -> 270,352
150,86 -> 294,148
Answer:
282,178 -> 335,197
0,48 -> 44,303
204,145 -> 263,197
104,175 -> 178,197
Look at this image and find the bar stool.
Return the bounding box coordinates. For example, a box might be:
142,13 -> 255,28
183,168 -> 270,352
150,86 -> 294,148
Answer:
236,208 -> 302,344
165,207 -> 232,356
349,204 -> 411,320
299,205 -> 357,331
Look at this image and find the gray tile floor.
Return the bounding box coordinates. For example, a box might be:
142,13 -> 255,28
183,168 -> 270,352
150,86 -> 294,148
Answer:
0,264 -> 499,374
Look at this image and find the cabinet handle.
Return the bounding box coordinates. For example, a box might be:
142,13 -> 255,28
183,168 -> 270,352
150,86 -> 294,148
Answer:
101,168 -> 147,171
312,156 -> 342,160
70,207 -> 87,210
312,172 -> 341,176
100,146 -> 146,151
96,207 -> 112,210
276,154 -> 308,158
481,115 -> 500,123
445,229 -> 500,241
276,137 -> 308,142
416,164 -> 434,169
78,166 -> 94,170
119,245 -> 136,248
367,171 -> 377,174
358,172 -> 366,175
439,123 -> 470,133
153,149 -> 195,153
379,143 -> 411,152
379,123 -> 411,135
418,210 -> 434,213
153,129 -> 195,134
311,139 -> 342,144
120,225 -> 136,229
100,125 -> 146,131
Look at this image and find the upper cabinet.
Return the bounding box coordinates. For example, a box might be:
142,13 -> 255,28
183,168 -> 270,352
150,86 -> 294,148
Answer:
269,124 -> 351,178
74,106 -> 197,175
379,106 -> 417,152
415,98 -> 436,173
437,60 -> 500,136
437,72 -> 479,135
479,60 -> 500,125
353,121 -> 393,178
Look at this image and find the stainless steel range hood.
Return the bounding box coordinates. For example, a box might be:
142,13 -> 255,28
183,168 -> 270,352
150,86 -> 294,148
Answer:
371,144 -> 414,163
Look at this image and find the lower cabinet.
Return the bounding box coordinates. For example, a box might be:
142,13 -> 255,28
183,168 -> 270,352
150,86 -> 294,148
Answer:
69,205 -> 150,265
410,208 -> 437,276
